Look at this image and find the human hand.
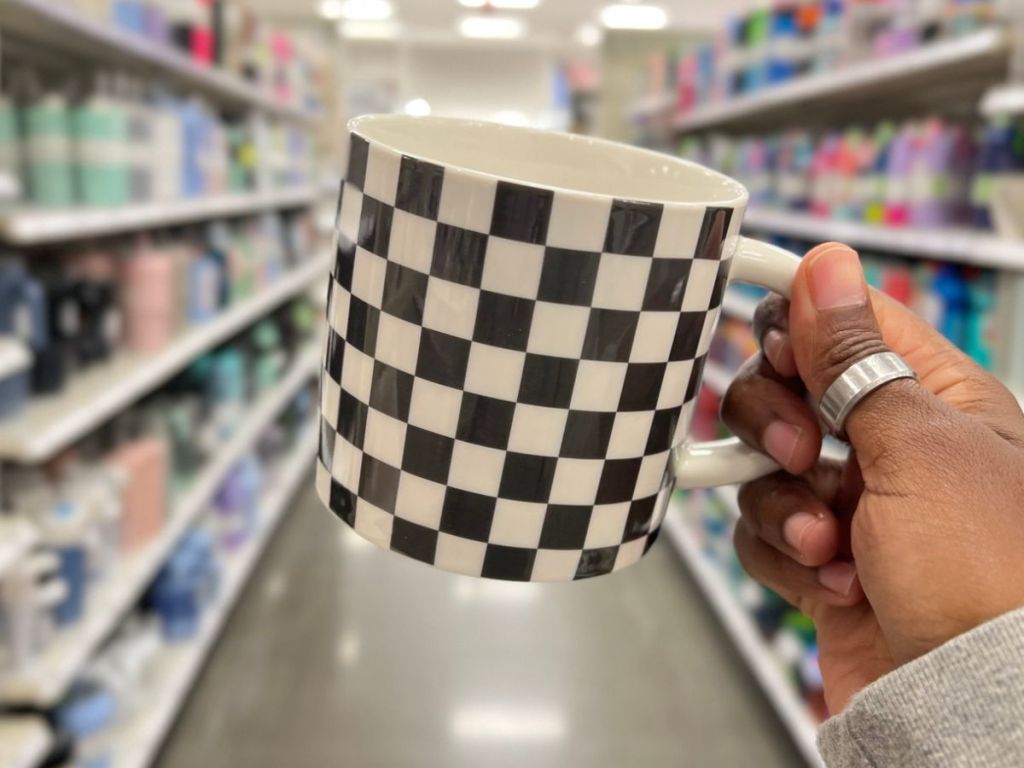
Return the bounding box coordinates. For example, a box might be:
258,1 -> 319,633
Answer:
720,242 -> 1024,714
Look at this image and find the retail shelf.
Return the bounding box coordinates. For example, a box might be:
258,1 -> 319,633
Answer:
661,500 -> 824,767
0,717 -> 51,768
0,519 -> 39,580
981,83 -> 1024,117
703,360 -> 734,396
0,255 -> 328,463
107,422 -> 317,768
0,0 -> 318,124
0,349 -> 318,708
0,187 -> 317,246
628,91 -> 676,122
744,207 -> 1024,271
722,290 -> 760,323
673,29 -> 1009,133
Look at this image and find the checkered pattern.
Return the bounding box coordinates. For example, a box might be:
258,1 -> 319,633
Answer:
316,131 -> 743,582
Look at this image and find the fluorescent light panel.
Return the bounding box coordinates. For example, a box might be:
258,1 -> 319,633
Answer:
339,20 -> 400,38
458,15 -> 525,39
339,0 -> 392,21
459,0 -> 540,8
317,0 -> 344,19
599,3 -> 668,30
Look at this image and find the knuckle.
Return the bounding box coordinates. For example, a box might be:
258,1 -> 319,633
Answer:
752,295 -> 790,342
814,322 -> 889,389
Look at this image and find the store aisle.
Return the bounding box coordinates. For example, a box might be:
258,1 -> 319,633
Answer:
155,482 -> 804,768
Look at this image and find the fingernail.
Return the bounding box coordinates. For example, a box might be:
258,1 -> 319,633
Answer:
763,329 -> 796,377
818,560 -> 857,596
763,421 -> 802,468
783,511 -> 820,553
808,246 -> 867,311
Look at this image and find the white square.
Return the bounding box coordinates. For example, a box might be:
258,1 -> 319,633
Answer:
340,346 -> 374,404
350,247 -> 387,308
395,473 -> 446,529
321,375 -> 341,426
435,533 -> 488,577
354,499 -> 393,550
658,360 -> 694,410
591,253 -> 652,311
636,451 -> 670,498
464,343 -> 525,402
614,538 -> 647,570
697,308 -> 721,357
438,171 -> 496,233
584,503 -> 630,549
651,483 -> 673,530
681,259 -> 720,312
606,411 -> 656,460
526,302 -> 589,358
630,312 -> 679,363
363,143 -> 401,205
724,207 -> 745,258
548,459 -> 603,506
674,401 -> 695,444
388,209 -> 436,273
408,378 -> 462,437
338,186 -> 363,243
489,500 -> 546,548
569,360 -> 628,412
546,193 -> 611,252
422,278 -> 480,339
328,282 -> 350,336
531,549 -> 582,582
330,436 -> 363,490
507,404 -> 568,456
481,237 -> 544,299
448,441 -> 505,497
363,409 -> 407,467
316,460 -> 332,504
375,313 -> 422,375
653,205 -> 704,259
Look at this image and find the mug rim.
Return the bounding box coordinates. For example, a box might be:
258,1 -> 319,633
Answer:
347,114 -> 750,210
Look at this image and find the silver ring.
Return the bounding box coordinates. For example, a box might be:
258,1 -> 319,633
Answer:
819,352 -> 917,435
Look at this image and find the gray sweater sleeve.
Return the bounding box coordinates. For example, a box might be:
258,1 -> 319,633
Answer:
817,607 -> 1024,768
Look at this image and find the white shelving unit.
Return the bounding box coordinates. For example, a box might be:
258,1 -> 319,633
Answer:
0,0 -> 318,124
981,83 -> 1024,116
106,422 -> 317,768
0,349 -> 318,708
722,290 -> 759,323
628,92 -> 676,122
661,499 -> 824,767
0,256 -> 327,463
703,360 -> 734,396
0,519 -> 39,580
0,718 -> 51,768
0,188 -> 318,246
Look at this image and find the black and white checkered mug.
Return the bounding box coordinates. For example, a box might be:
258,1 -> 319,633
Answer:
317,115 -> 800,582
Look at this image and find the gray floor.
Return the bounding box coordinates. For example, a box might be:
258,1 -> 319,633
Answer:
156,481 -> 804,768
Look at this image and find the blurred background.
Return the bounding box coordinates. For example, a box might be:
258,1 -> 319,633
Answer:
0,1 -> 1021,767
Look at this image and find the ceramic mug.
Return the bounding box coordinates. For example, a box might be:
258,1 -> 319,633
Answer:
316,115 -> 798,582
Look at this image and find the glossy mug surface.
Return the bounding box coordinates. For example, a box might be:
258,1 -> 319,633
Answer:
317,115 -> 798,582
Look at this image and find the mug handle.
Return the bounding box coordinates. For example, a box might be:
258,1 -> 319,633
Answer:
673,237 -> 800,489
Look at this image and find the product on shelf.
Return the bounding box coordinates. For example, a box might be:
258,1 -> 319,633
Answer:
0,339 -> 31,419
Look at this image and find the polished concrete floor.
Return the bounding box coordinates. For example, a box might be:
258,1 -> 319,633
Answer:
156,480 -> 804,768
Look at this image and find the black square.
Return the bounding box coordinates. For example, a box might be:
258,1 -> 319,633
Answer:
596,458 -> 642,504
440,488 -> 496,542
415,328 -> 471,389
518,354 -> 578,408
357,196 -> 393,258
575,547 -> 619,579
319,416 -> 336,467
709,260 -> 731,309
456,393 -> 516,450
473,291 -> 535,352
643,259 -> 692,311
337,391 -> 369,449
381,262 -> 429,325
560,411 -> 615,459
582,309 -> 639,362
499,452 -> 559,503
539,505 -> 592,549
358,454 -> 401,513
669,311 -> 704,362
402,424 -> 455,484
346,296 -> 380,356
539,247 -> 600,305
695,207 -> 734,260
685,355 -> 707,402
646,408 -> 681,455
431,223 -> 488,287
335,235 -> 356,291
347,134 -> 369,190
624,496 -> 657,540
390,517 -> 439,565
644,528 -> 660,553
325,329 -> 345,382
490,181 -> 553,245
481,544 -> 536,581
604,200 -> 663,256
619,363 -> 667,412
334,179 -> 345,226
325,280 -> 334,322
395,155 -> 444,219
329,479 -> 356,526
369,360 -> 415,421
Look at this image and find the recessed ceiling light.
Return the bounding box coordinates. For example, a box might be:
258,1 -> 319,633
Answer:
599,3 -> 667,30
317,0 -> 344,19
458,16 -> 525,39
458,0 -> 541,8
575,23 -> 602,46
338,0 -> 393,21
339,20 -> 400,38
403,98 -> 432,116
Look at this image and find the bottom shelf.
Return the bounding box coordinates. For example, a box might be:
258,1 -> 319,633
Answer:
661,498 -> 824,767
108,423 -> 318,768
0,718 -> 51,768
